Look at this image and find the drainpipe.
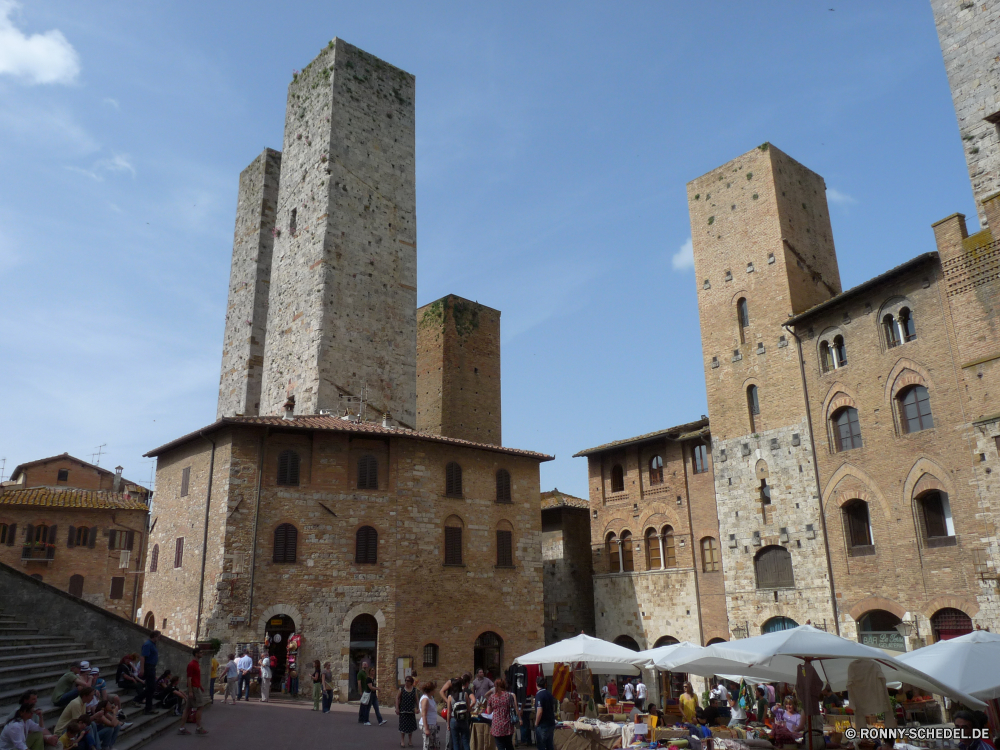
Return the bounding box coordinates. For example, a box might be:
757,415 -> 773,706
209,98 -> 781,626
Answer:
783,323 -> 840,635
680,440 -> 706,647
195,432 -> 217,642
131,503 -> 150,623
247,428 -> 268,624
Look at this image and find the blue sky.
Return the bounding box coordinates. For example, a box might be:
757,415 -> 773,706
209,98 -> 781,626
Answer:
0,1 -> 976,497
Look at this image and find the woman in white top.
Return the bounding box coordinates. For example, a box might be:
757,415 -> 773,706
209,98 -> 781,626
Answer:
0,704 -> 44,750
728,695 -> 747,727
259,656 -> 272,702
418,681 -> 438,750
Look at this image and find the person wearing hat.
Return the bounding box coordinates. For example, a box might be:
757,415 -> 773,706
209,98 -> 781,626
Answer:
51,662 -> 89,709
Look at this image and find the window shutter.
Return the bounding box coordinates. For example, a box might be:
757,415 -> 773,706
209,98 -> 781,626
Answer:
175,537 -> 184,568
444,526 -> 462,565
274,525 -> 286,562
68,526 -> 76,548
68,575 -> 84,598
126,531 -> 135,551
25,524 -> 34,545
496,470 -> 511,503
664,533 -> 676,567
110,577 -> 125,600
446,462 -> 462,497
922,494 -> 948,538
180,466 -> 190,497
497,530 -> 513,567
48,525 -> 57,544
5,524 -> 14,546
150,545 -> 159,573
108,530 -> 116,550
88,528 -> 96,548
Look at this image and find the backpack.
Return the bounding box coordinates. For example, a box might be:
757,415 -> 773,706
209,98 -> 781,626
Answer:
451,683 -> 470,724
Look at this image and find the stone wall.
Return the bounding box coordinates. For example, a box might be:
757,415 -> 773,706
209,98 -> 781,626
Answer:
217,148 -> 281,419
542,505 -> 595,643
258,39 -> 417,426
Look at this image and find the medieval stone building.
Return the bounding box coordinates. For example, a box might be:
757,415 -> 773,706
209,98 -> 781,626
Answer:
141,39 -> 549,700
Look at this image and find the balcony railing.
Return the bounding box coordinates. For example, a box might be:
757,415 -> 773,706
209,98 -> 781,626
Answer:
21,543 -> 55,562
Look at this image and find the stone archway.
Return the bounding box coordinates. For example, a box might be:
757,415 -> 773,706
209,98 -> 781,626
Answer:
257,604 -> 304,638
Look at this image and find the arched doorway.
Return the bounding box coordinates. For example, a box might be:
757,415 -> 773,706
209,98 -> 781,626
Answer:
349,614 -> 378,700
761,616 -> 799,634
653,636 -> 679,648
931,608 -> 973,642
142,612 -> 155,630
652,636 -> 684,700
265,614 -> 296,694
474,631 -> 503,680
857,610 -> 903,652
614,635 -> 641,651
706,637 -> 727,645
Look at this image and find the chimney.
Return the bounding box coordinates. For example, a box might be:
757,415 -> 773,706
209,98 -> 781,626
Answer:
113,466 -> 123,493
282,395 -> 296,421
382,413 -> 393,428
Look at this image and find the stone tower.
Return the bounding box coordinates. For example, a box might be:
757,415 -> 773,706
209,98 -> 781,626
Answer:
688,144 -> 842,635
217,148 -> 282,419
931,0 -> 1000,228
416,295 -> 502,445
257,39 -> 417,426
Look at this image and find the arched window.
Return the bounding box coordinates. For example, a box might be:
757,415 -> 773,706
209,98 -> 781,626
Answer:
614,635 -> 640,651
843,500 -> 874,555
610,464 -> 624,493
832,407 -> 862,452
69,526 -> 90,547
495,469 -> 512,503
701,537 -> 720,572
149,544 -> 159,573
820,341 -> 834,373
445,462 -> 463,498
917,490 -> 955,544
645,528 -> 661,569
620,531 -> 634,572
747,385 -> 760,431
754,545 -> 794,589
693,444 -> 709,474
649,456 -> 663,485
760,479 -> 772,505
931,608 -> 973,641
605,533 -> 619,573
422,643 -> 439,667
834,335 -> 847,367
662,525 -> 677,568
900,307 -> 917,342
68,574 -> 84,598
357,454 -> 378,490
857,610 -> 902,648
444,516 -> 464,565
273,523 -> 298,563
277,450 -> 301,486
737,298 -> 749,343
883,314 -> 900,348
654,635 -> 679,648
474,631 -> 503,677
899,385 -> 933,433
143,612 -> 156,630
496,523 -> 514,568
31,524 -> 50,544
355,526 -> 377,564
761,616 -> 799,633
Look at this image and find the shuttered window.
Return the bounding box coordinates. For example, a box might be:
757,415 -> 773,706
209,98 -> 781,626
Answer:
606,534 -> 618,573
69,526 -> 91,547
495,469 -> 511,503
150,544 -> 159,573
355,526 -> 378,564
645,528 -> 660,569
110,576 -> 125,600
68,574 -> 84,598
496,529 -> 513,567
174,537 -> 184,568
273,523 -> 298,563
610,464 -> 624,493
900,386 -> 934,434
663,527 -> 677,568
445,462 -> 462,498
919,492 -> 950,540
844,500 -> 873,552
0,524 -> 9,545
754,545 -> 794,588
109,530 -> 133,550
620,531 -> 634,572
277,450 -> 301,486
357,455 -> 378,490
180,467 -> 190,497
444,525 -> 463,565
701,537 -> 721,572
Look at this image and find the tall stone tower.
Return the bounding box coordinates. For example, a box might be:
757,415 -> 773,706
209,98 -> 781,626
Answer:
931,0 -> 1000,228
257,39 -> 417,426
689,144 -> 842,634
217,149 -> 282,419
416,295 -> 501,445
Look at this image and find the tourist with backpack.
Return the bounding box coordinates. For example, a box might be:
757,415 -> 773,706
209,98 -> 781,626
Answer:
445,673 -> 473,750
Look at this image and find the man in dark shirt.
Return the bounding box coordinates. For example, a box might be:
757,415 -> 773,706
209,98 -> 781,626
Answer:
534,676 -> 557,750
139,630 -> 161,714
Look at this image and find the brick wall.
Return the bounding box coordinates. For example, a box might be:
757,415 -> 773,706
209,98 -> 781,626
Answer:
542,505 -> 595,643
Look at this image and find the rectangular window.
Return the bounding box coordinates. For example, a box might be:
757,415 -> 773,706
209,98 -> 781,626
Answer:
174,537 -> 184,568
180,467 -> 191,497
57,469 -> 69,482
496,530 -> 513,567
444,527 -> 462,566
693,444 -> 709,474
109,576 -> 125,600
422,643 -> 438,667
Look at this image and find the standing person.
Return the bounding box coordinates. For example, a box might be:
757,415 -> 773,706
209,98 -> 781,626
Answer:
445,674 -> 473,750
396,675 -> 418,747
177,647 -> 208,735
471,670 -> 494,703
236,651 -> 253,701
635,679 -> 647,706
534,675 -> 557,750
728,694 -> 747,727
418,682 -> 438,750
606,680 -> 618,702
754,686 -> 769,722
485,678 -> 516,750
321,663 -> 333,714
358,660 -> 387,726
311,661 -> 323,712
139,631 -> 161,715
222,655 -> 238,705
679,682 -> 699,724
259,656 -> 271,703
623,680 -> 634,703
209,654 -> 219,705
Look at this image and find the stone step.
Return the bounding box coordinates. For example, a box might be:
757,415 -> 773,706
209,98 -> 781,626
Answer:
0,658 -> 117,704
0,635 -> 78,648
115,709 -> 184,750
0,655 -> 110,680
0,627 -> 40,636
0,646 -> 97,666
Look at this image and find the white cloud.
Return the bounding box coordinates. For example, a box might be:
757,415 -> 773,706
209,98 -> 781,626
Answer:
671,237 -> 694,271
827,187 -> 857,206
66,153 -> 136,182
102,98 -> 119,110
0,1 -> 79,85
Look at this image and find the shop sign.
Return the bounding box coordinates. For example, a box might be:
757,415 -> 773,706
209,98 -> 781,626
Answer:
859,631 -> 904,651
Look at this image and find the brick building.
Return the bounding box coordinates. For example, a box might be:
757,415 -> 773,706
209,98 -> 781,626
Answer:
6,453 -> 150,504
540,489 -> 594,645
141,38 -> 550,701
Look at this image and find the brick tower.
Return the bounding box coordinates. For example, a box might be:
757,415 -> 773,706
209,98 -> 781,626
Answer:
689,143 -> 842,635
257,39 -> 417,426
416,295 -> 501,445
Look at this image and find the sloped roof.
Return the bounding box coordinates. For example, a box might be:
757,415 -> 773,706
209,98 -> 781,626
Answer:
145,414 -> 554,461
573,417 -> 710,458
0,487 -> 149,511
540,488 -> 589,510
8,453 -> 146,490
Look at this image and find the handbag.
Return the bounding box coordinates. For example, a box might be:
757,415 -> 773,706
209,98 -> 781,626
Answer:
508,693 -> 520,727
361,691 -> 371,705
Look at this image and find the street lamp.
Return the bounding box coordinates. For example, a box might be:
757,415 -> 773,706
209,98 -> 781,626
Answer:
895,620 -> 922,649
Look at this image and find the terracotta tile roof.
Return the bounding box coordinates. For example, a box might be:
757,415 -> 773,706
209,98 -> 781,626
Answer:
9,452 -> 144,488
540,488 -> 589,510
573,417 -> 710,457
0,487 -> 149,511
145,415 -> 555,461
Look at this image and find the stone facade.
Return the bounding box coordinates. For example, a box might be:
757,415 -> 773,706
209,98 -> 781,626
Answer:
417,295 -> 502,445
217,148 -> 281,419
142,417 -> 549,701
540,489 -> 594,644
257,40 -> 417,426
931,0 -> 1000,228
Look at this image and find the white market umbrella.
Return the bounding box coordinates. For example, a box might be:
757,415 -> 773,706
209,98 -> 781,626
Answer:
661,624 -> 984,708
632,641 -> 705,671
894,630 -> 1000,701
514,633 -> 640,675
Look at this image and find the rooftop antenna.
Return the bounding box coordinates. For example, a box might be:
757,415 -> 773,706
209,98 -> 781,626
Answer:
91,443 -> 107,466
0,458 -> 6,483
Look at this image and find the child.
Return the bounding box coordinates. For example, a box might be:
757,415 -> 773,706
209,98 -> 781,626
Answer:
59,720 -> 86,749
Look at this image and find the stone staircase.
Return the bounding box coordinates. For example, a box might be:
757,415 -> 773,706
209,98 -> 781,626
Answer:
0,609 -> 181,749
